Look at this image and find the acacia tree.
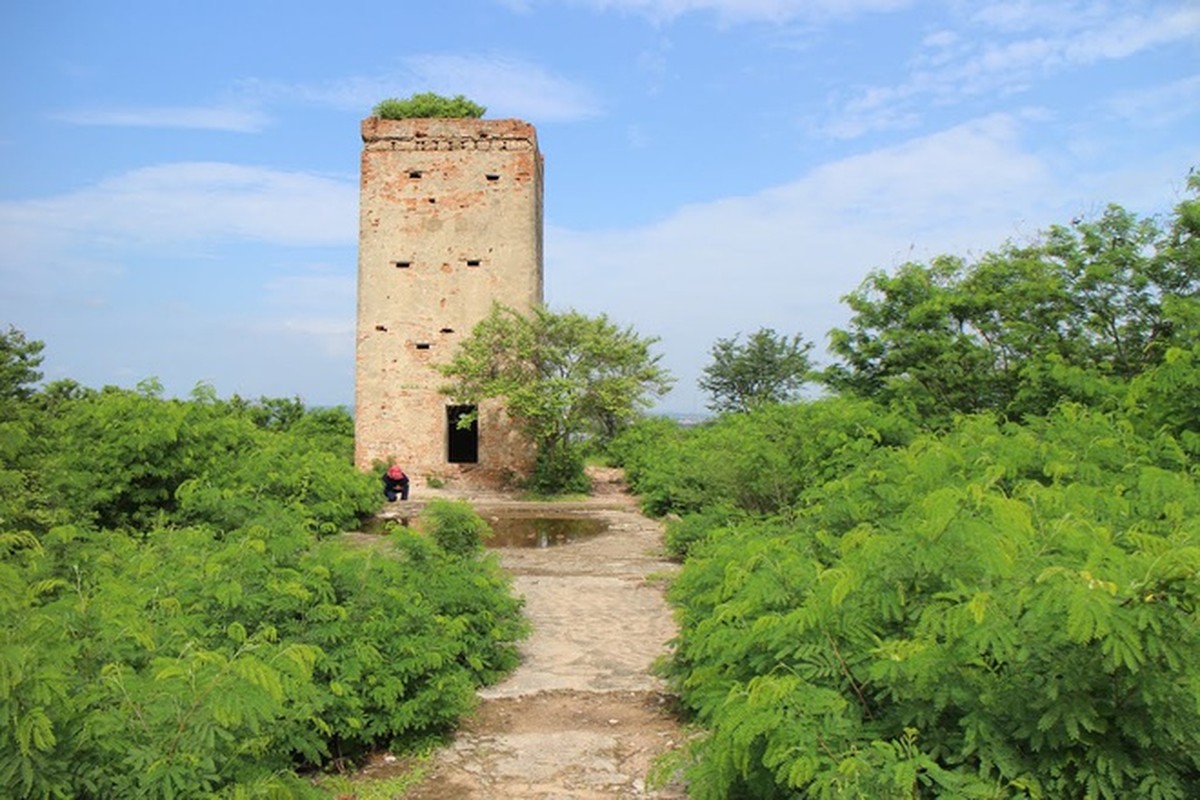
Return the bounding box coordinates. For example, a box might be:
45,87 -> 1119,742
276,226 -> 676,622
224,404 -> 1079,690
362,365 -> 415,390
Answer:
0,327 -> 50,536
823,180 -> 1200,425
698,328 -> 814,413
0,326 -> 43,404
440,304 -> 673,492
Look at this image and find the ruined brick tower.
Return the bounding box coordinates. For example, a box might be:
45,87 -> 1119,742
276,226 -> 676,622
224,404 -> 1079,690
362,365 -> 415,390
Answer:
354,117 -> 543,483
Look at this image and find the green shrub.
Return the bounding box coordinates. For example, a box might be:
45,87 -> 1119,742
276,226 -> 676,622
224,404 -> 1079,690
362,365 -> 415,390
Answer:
373,92 -> 485,119
0,369 -> 527,798
422,498 -> 492,556
1,510 -> 528,796
666,408 -> 1200,798
615,399 -> 915,518
663,504 -> 745,561
38,385 -> 376,536
40,384 -> 259,530
527,446 -> 590,496
604,415 -> 682,467
175,436 -> 378,535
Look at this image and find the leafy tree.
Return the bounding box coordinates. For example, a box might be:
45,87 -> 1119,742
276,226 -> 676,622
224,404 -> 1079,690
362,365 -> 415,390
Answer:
373,92 -> 486,119
0,326 -> 43,404
1126,296 -> 1200,456
1,330 -> 57,537
228,393 -> 306,431
824,180 -> 1200,425
1122,174 -> 1200,456
440,304 -> 674,493
698,327 -> 814,413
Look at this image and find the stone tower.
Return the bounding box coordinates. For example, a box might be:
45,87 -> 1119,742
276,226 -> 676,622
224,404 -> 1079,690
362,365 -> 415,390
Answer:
354,116 -> 543,484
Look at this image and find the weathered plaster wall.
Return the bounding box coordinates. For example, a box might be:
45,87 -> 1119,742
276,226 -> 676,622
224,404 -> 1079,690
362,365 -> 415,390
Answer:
354,117 -> 543,484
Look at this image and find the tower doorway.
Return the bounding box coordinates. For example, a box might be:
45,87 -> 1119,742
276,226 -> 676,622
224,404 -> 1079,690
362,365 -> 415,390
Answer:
447,405 -> 479,463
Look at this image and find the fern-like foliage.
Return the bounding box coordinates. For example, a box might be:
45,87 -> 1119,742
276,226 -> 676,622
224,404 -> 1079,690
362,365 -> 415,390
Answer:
0,380 -> 528,797
665,408 -> 1200,798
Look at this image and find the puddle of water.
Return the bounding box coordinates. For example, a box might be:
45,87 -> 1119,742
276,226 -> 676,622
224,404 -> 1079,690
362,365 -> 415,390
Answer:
484,516 -> 608,549
357,514 -> 609,549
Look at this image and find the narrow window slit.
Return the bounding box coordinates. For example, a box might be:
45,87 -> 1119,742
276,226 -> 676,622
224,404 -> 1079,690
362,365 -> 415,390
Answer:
466,259 -> 481,267
394,260 -> 411,268
415,343 -> 431,350
485,174 -> 500,182
375,324 -> 388,332
440,327 -> 454,334
408,170 -> 423,179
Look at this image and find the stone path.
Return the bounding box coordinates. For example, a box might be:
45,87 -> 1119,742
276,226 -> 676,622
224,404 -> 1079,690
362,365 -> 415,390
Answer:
387,475 -> 688,798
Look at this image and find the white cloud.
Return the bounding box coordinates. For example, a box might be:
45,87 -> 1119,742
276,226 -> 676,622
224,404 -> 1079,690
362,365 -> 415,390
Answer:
403,54 -> 602,121
0,163 -> 359,393
53,105 -> 270,133
1,162 -> 356,249
264,273 -> 356,309
279,317 -> 355,355
523,0 -> 910,24
823,3 -> 1200,139
1108,74 -> 1200,128
545,114 -> 1078,410
242,54 -> 601,123
920,29 -> 960,52
969,0 -> 1086,33
1061,6 -> 1200,62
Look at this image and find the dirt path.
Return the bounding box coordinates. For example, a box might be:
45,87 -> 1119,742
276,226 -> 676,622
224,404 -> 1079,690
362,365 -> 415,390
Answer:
376,469 -> 689,798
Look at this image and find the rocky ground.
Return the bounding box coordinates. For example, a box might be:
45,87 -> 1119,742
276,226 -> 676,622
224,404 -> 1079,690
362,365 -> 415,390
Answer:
358,468 -> 689,798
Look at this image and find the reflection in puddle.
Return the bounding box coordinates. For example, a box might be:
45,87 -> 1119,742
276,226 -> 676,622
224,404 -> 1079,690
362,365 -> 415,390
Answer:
485,516 -> 608,548
357,514 -> 609,549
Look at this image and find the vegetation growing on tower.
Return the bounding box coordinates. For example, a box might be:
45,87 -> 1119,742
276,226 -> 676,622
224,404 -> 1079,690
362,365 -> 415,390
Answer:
372,92 -> 486,119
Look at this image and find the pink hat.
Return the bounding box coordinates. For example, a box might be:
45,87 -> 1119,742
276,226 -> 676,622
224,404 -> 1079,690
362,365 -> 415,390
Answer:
387,466 -> 404,479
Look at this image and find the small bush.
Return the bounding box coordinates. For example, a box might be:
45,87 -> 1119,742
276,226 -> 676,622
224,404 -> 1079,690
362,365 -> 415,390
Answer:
373,92 -> 486,119
663,504 -> 745,561
422,499 -> 491,556
527,447 -> 590,496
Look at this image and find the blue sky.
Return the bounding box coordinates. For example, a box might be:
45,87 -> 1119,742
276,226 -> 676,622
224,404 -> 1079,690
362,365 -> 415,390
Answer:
2,0 -> 1197,413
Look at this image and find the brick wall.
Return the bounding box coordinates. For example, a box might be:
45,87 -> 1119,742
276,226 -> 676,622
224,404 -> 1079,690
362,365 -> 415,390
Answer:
354,117 -> 543,486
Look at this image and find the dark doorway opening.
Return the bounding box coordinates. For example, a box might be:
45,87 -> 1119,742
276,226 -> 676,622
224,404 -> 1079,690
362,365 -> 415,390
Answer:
447,405 -> 478,463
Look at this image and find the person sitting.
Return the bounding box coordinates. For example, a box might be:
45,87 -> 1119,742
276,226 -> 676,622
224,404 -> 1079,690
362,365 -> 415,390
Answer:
382,465 -> 410,501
